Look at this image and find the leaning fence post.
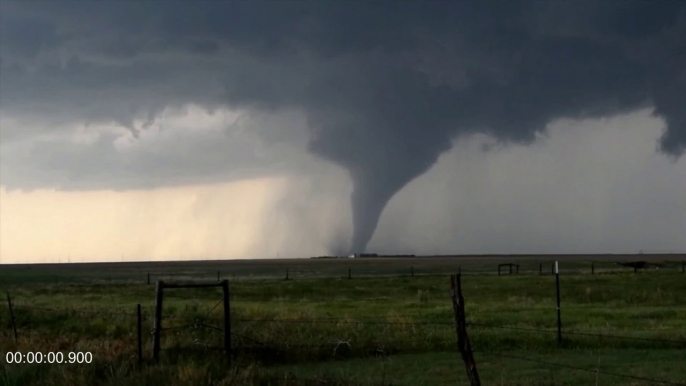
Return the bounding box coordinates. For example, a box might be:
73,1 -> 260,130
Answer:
450,274 -> 480,386
222,280 -> 231,365
555,261 -> 562,344
6,292 -> 18,342
152,281 -> 164,362
137,304 -> 142,366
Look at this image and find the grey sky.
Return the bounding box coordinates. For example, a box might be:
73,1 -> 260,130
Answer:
1,0 -> 684,256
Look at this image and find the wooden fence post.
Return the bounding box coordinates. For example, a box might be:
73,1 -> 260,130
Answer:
6,292 -> 17,342
555,262 -> 562,344
222,280 -> 231,365
285,268 -> 289,281
450,274 -> 480,386
682,261 -> 684,273
411,266 -> 414,277
539,263 -> 542,275
137,304 -> 142,366
591,262 -> 594,275
348,268 -> 352,280
217,271 -> 220,282
152,281 -> 165,362
147,273 -> 150,285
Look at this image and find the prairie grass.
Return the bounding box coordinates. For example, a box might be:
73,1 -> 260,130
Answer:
1,265 -> 685,385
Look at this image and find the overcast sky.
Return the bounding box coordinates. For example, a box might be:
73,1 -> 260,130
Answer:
1,0 -> 684,263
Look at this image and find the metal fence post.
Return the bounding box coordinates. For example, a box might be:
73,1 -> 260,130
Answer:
152,281 -> 164,362
555,262 -> 562,344
222,280 -> 231,365
6,292 -> 17,342
137,304 -> 142,366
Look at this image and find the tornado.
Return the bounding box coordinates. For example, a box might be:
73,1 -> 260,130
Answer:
302,1 -> 685,253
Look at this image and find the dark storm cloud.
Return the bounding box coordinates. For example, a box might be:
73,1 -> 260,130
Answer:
0,0 -> 684,251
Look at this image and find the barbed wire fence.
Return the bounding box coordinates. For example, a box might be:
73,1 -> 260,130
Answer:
111,257 -> 686,284
3,272 -> 686,385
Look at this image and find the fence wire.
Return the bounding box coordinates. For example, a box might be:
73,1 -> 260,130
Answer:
467,322 -> 686,345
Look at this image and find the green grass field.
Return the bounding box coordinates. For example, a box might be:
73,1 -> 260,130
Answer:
1,257 -> 685,385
